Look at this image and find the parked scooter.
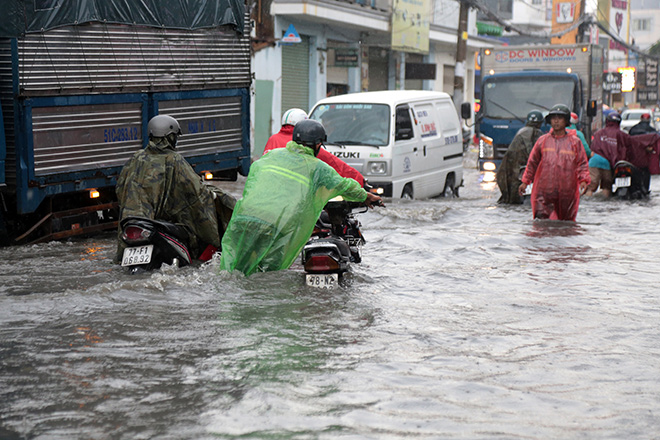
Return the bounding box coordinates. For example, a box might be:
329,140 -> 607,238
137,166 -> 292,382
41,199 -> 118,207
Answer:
119,217 -> 194,273
612,160 -> 650,200
301,199 -> 377,288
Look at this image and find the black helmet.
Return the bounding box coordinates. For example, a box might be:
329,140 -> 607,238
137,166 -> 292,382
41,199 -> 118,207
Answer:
544,104 -> 571,124
293,119 -> 327,147
606,112 -> 622,123
527,110 -> 544,123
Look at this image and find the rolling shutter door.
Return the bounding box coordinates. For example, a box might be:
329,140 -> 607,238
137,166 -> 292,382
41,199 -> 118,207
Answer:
281,35 -> 310,113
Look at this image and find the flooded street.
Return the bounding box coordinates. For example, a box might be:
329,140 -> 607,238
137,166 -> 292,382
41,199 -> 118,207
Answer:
2,166 -> 660,439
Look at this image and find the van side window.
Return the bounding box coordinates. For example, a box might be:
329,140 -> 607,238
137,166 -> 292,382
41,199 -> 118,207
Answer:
395,106 -> 414,141
435,102 -> 460,134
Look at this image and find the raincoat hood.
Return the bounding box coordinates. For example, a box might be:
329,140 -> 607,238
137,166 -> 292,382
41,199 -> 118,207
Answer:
146,137 -> 176,153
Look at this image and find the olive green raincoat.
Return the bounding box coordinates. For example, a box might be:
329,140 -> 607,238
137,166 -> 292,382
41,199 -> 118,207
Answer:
496,125 -> 543,204
115,137 -> 228,262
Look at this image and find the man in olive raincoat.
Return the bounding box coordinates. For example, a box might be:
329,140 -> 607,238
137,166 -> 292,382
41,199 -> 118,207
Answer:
518,104 -> 590,221
115,115 -> 235,263
496,110 -> 544,204
220,119 -> 382,276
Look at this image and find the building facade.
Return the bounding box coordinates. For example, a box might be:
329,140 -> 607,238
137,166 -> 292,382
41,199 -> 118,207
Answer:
250,0 -> 497,155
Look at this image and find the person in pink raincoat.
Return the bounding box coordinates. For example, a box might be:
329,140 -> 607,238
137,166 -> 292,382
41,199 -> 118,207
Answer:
518,104 -> 591,221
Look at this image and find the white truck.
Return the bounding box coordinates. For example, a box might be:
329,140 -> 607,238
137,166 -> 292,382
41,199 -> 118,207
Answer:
476,44 -> 603,172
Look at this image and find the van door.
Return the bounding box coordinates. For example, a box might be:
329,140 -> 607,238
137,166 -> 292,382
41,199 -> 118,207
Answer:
409,101 -> 444,198
393,105 -> 419,198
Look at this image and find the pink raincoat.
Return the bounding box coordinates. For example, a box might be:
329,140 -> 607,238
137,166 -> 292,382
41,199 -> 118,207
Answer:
522,131 -> 590,221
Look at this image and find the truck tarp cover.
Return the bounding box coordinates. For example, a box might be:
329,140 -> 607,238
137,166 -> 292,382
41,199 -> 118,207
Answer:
0,0 -> 244,37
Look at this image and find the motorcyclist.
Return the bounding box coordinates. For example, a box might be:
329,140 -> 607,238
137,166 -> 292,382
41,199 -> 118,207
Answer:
518,104 -> 590,221
586,112 -> 631,197
496,109 -> 544,204
115,115 -> 235,263
263,108 -> 365,186
220,119 -> 382,276
628,113 -> 657,136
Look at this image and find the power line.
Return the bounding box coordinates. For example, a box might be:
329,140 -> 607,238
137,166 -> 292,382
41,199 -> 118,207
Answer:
466,0 -> 587,38
465,0 -> 659,61
591,17 -> 659,60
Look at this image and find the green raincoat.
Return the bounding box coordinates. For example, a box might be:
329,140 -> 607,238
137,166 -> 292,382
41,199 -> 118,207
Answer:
115,137 -> 226,262
220,141 -> 368,276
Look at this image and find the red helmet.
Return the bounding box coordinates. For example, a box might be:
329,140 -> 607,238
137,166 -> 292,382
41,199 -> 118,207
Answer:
641,113 -> 651,120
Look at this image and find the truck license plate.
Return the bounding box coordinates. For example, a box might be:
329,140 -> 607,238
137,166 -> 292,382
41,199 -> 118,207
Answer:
615,176 -> 631,188
121,245 -> 154,267
306,273 -> 338,288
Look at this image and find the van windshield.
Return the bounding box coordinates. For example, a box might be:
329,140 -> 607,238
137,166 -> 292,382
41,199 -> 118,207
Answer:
309,103 -> 390,146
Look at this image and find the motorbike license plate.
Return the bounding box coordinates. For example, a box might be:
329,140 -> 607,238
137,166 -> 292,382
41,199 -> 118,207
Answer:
615,176 -> 631,188
121,245 -> 154,267
306,273 -> 339,288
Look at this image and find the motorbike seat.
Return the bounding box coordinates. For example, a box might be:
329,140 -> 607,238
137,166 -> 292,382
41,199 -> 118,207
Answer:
121,216 -> 190,241
316,210 -> 333,229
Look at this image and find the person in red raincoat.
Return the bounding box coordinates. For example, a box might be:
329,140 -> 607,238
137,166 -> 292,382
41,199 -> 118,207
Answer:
518,104 -> 590,221
263,108 -> 365,186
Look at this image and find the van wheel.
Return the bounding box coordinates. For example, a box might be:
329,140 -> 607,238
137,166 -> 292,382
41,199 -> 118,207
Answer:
442,175 -> 456,198
401,185 -> 414,200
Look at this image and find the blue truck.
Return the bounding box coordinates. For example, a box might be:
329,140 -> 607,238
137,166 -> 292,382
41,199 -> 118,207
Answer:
0,1 -> 251,245
476,44 -> 603,176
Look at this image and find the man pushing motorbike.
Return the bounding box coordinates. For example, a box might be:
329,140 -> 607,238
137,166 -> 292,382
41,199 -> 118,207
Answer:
496,110 -> 544,204
220,119 -> 382,276
114,115 -> 235,263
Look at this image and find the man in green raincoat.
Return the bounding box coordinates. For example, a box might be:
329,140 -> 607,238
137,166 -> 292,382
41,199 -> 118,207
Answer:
220,119 -> 382,276
115,115 -> 235,263
496,110 -> 544,204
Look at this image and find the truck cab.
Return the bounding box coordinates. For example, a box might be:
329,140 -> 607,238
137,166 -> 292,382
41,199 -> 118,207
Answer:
477,71 -> 581,175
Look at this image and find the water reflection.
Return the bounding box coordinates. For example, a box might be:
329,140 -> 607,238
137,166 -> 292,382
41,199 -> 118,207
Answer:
525,219 -> 583,238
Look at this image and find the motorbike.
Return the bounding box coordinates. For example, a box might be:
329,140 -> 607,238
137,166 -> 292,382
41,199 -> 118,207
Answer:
119,217 -> 195,273
612,160 -> 650,200
301,199 -> 372,288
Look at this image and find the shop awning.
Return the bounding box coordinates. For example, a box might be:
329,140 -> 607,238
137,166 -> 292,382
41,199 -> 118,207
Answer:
476,21 -> 503,37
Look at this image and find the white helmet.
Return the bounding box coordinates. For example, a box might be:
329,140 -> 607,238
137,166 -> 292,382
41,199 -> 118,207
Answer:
148,115 -> 182,138
281,108 -> 308,126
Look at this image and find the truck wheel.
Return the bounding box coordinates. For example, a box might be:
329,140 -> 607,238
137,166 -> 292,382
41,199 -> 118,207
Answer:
401,184 -> 413,200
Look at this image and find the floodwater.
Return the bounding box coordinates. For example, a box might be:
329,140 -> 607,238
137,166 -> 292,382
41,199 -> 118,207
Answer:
1,165 -> 660,439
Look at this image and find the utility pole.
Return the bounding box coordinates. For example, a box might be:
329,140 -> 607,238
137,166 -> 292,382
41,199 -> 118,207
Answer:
577,0 -> 587,43
453,0 -> 469,111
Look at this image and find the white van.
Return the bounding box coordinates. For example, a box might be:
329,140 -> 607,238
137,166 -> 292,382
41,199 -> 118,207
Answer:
308,90 -> 464,199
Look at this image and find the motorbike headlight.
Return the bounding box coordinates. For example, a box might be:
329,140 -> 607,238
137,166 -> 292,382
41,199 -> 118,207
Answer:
368,161 -> 387,175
